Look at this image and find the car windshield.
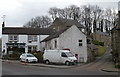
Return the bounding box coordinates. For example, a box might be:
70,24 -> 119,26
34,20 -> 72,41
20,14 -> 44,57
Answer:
27,54 -> 34,57
65,52 -> 74,57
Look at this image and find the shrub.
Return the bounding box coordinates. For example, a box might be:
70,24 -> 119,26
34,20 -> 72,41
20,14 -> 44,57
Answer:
10,52 -> 21,60
32,52 -> 44,62
99,42 -> 104,46
2,51 -> 22,60
115,63 -> 120,69
92,40 -> 99,45
92,40 -> 104,46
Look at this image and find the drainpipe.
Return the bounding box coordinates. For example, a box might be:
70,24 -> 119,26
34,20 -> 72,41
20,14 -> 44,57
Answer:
116,1 -> 120,65
118,2 -> 120,28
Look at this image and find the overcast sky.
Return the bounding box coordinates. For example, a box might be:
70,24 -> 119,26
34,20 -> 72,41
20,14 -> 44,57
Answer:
0,0 -> 120,37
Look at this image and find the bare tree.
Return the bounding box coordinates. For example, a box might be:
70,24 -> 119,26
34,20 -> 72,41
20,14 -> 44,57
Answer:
48,5 -> 81,21
48,7 -> 59,20
23,16 -> 51,28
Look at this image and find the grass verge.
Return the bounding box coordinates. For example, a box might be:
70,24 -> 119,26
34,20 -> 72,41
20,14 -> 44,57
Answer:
96,46 -> 106,57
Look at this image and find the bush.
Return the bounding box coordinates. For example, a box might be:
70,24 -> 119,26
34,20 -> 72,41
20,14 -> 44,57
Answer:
2,51 -> 22,60
115,63 -> 120,69
92,40 -> 99,45
99,42 -> 104,46
31,52 -> 44,62
92,40 -> 104,46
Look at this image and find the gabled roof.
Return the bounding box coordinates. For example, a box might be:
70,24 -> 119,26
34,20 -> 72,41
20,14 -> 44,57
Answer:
49,18 -> 84,29
2,27 -> 53,35
41,28 -> 68,42
41,25 -> 86,42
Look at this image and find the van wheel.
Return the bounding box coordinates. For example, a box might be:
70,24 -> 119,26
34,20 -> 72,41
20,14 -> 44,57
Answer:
45,60 -> 49,64
65,61 -> 70,66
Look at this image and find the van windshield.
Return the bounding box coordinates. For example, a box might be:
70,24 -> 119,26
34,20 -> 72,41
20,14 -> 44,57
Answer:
65,52 -> 74,57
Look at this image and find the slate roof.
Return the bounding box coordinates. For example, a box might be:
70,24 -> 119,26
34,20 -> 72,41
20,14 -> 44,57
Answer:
41,28 -> 68,42
49,18 -> 84,29
41,18 -> 85,42
2,27 -> 53,35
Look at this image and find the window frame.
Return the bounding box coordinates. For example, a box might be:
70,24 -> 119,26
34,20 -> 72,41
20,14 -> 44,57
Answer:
8,35 -> 18,42
28,35 -> 37,42
78,39 -> 83,46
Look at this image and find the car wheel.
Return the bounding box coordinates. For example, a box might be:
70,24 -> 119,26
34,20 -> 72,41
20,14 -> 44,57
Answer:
45,60 -> 49,64
65,61 -> 70,66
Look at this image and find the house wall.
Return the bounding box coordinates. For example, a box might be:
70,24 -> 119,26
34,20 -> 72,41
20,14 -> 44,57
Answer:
59,25 -> 87,62
46,38 -> 59,50
2,34 -> 48,54
45,25 -> 87,62
2,35 -> 8,54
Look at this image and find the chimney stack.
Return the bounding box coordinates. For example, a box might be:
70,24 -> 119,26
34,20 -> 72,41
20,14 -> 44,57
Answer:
2,15 -> 6,28
2,22 -> 5,28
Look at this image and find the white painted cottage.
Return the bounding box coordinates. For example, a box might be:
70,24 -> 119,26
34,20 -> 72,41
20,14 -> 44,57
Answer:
42,25 -> 87,63
2,27 -> 53,54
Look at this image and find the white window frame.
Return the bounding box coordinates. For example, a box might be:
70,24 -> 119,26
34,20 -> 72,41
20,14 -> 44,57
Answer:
28,35 -> 37,42
28,46 -> 37,52
8,35 -> 18,42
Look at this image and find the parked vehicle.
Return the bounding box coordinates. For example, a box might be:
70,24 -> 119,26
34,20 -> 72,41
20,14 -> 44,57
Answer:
43,50 -> 77,65
20,53 -> 38,63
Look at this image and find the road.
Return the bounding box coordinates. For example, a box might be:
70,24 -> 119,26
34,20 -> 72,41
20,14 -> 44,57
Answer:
73,47 -> 112,71
2,61 -> 118,75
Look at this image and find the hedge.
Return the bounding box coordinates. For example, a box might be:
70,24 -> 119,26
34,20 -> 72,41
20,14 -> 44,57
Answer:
92,40 -> 104,46
2,51 -> 22,60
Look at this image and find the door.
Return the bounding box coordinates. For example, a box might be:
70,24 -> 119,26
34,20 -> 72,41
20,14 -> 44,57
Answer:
60,52 -> 68,63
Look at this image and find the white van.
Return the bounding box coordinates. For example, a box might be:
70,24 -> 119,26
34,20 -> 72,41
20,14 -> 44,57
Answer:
43,50 -> 77,65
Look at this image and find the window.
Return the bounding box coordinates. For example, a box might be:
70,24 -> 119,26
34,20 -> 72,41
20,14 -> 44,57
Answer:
61,52 -> 67,57
28,35 -> 32,41
9,36 -> 13,41
28,47 -> 32,52
33,36 -> 37,42
33,46 -> 37,51
8,35 -> 18,42
14,36 -> 18,41
28,35 -> 37,42
78,39 -> 83,46
54,40 -> 57,48
28,46 -> 37,52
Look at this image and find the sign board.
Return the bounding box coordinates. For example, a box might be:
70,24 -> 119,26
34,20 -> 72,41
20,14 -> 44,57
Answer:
6,43 -> 26,47
118,1 -> 120,11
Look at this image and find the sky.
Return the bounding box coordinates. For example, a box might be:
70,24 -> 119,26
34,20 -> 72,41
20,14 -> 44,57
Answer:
0,0 -> 120,37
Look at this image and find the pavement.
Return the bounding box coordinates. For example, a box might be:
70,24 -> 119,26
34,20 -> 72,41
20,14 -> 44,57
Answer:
2,59 -> 83,69
100,60 -> 120,72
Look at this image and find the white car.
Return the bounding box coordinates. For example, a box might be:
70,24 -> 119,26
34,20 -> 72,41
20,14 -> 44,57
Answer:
20,53 -> 38,63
